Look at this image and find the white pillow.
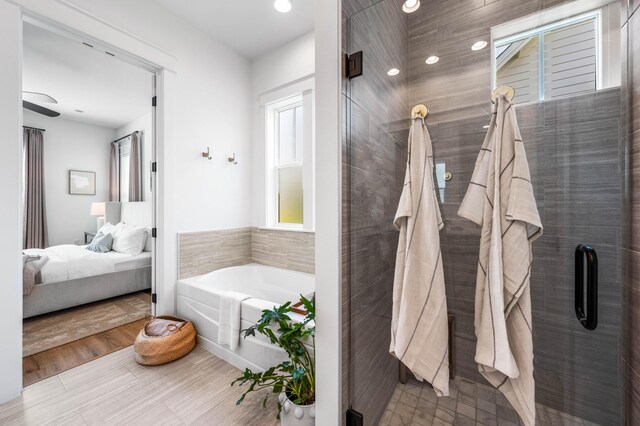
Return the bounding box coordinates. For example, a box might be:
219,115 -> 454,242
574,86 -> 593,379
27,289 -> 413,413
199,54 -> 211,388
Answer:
112,224 -> 147,256
98,222 -> 117,236
144,228 -> 152,252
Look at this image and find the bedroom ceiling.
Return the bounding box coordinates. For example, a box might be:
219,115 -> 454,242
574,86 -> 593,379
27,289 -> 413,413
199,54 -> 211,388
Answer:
22,22 -> 152,129
153,0 -> 315,59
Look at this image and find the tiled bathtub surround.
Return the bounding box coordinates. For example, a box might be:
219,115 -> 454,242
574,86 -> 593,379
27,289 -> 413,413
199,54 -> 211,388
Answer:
251,228 -> 315,274
178,228 -> 252,279
178,227 -> 314,279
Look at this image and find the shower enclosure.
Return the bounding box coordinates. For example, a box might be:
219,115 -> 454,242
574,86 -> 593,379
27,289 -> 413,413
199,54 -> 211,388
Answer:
342,0 -> 638,424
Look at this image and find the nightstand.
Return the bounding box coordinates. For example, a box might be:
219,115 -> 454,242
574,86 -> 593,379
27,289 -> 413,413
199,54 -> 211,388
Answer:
84,231 -> 97,244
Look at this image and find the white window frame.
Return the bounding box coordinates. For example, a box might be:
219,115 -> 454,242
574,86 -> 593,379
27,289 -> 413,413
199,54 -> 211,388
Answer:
491,0 -> 620,103
262,77 -> 315,231
268,96 -> 304,230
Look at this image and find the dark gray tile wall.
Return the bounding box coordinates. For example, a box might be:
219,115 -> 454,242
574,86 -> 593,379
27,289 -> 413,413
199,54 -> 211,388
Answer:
407,1 -> 623,424
342,0 -> 409,424
343,0 -> 627,425
621,2 -> 640,425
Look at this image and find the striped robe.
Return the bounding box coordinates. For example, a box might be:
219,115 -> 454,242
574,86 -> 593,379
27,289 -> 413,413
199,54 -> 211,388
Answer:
458,95 -> 542,426
390,117 -> 450,397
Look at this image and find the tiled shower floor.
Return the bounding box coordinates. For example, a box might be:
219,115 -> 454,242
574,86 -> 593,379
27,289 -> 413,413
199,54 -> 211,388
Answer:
379,378 -> 601,426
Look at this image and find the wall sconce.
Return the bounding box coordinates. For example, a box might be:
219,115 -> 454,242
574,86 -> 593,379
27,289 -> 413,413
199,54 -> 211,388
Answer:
202,147 -> 212,160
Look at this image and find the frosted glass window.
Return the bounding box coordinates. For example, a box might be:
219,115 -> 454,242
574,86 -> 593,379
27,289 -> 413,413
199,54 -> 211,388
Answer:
278,166 -> 303,224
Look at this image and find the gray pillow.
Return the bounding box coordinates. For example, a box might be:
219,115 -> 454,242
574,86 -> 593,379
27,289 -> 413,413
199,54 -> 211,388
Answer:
86,231 -> 114,253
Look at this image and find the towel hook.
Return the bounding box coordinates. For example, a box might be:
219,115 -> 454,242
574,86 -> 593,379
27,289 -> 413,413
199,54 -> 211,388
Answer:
411,104 -> 428,119
490,85 -> 516,104
202,147 -> 212,160
228,153 -> 238,165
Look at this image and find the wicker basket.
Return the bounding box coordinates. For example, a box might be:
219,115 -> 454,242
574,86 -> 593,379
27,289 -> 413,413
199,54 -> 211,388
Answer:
134,315 -> 197,366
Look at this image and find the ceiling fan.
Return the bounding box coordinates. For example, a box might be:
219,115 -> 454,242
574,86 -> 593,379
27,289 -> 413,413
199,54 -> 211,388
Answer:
22,91 -> 60,117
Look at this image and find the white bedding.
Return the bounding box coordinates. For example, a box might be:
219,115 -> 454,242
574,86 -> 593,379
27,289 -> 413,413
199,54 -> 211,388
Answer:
23,244 -> 152,284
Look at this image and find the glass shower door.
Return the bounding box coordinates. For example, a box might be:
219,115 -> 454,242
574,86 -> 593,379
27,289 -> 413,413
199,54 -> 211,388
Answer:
342,0 -> 623,425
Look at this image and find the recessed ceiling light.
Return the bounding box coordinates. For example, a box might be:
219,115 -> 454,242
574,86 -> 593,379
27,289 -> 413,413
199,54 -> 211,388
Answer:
274,0 -> 292,13
387,68 -> 400,76
471,40 -> 488,51
425,56 -> 439,65
402,0 -> 420,13
483,125 -> 490,129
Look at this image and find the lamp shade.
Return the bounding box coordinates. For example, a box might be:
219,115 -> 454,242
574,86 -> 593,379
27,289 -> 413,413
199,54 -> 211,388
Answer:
90,202 -> 105,216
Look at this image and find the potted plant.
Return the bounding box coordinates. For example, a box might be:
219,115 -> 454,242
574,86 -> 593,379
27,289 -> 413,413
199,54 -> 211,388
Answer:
232,295 -> 315,425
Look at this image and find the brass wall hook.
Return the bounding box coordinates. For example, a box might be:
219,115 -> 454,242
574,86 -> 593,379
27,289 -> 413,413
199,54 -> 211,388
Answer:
228,153 -> 238,165
202,147 -> 212,160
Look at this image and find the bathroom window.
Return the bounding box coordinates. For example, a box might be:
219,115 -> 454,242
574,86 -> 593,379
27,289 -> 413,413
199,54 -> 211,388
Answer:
493,3 -> 620,103
265,87 -> 314,230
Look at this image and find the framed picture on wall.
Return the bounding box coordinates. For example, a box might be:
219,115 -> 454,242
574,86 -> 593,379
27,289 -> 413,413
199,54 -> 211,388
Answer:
69,170 -> 96,195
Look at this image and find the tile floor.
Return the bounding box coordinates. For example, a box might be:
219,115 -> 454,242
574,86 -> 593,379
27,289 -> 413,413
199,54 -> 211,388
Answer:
379,378 -> 601,426
1,345 -> 280,425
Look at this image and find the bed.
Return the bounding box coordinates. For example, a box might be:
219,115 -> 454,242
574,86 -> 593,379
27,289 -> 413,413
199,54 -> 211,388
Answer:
23,201 -> 153,318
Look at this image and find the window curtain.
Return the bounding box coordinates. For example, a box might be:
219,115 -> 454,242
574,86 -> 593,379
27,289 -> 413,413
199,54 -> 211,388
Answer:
23,129 -> 48,249
109,141 -> 120,201
129,131 -> 143,201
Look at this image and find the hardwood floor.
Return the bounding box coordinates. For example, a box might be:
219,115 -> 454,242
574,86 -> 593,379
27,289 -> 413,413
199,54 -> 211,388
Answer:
23,291 -> 151,357
5,345 -> 281,425
23,318 -> 147,386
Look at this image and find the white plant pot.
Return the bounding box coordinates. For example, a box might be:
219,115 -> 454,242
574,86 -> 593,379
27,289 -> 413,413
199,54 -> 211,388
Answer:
279,393 -> 315,426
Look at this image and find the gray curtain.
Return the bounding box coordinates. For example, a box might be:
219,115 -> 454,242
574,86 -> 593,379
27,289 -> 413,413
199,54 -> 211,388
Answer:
23,129 -> 48,249
109,141 -> 120,201
129,131 -> 143,201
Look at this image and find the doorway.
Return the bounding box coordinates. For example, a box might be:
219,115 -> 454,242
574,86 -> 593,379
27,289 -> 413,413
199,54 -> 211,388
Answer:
19,17 -> 159,386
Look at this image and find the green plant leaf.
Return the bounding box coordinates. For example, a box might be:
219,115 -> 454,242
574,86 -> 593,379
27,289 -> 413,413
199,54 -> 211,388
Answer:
230,296 -> 316,418
292,367 -> 306,381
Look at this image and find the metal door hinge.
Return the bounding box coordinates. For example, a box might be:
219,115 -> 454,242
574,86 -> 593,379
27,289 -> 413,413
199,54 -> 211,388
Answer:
151,293 -> 157,304
152,228 -> 157,238
346,51 -> 363,79
152,162 -> 157,172
346,407 -> 363,426
152,96 -> 157,107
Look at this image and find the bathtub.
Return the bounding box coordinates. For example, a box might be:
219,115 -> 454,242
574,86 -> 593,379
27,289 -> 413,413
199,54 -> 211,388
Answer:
177,263 -> 315,372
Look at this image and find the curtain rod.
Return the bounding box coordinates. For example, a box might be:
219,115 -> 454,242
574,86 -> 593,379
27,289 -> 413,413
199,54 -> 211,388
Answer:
113,132 -> 133,144
23,126 -> 45,132
112,130 -> 142,144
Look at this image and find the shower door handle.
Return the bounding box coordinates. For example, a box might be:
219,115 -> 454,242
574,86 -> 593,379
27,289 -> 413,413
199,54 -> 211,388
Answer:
575,244 -> 598,330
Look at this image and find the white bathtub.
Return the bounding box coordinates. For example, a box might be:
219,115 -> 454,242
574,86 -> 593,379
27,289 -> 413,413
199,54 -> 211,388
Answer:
177,263 -> 315,372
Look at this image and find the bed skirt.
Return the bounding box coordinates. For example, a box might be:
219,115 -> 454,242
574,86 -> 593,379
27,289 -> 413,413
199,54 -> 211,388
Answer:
23,266 -> 152,319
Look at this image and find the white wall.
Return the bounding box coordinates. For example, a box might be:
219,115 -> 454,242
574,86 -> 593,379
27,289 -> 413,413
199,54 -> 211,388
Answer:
116,113 -> 153,203
59,0 -> 254,233
0,0 -> 316,405
314,0 -> 342,423
250,32 -> 315,226
24,111 -> 114,246
0,0 -> 24,404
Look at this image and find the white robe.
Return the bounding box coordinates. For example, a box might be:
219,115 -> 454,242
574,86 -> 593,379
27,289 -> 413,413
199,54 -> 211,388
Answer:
458,95 -> 542,426
390,117 -> 450,397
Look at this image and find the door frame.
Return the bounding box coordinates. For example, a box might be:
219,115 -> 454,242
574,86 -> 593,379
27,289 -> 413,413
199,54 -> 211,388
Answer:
0,0 -> 178,401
